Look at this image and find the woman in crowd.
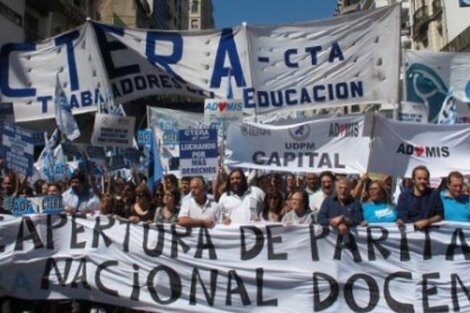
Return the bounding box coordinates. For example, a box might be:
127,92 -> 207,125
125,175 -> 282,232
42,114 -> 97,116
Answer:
154,188 -> 181,224
361,180 -> 397,225
129,185 -> 154,223
152,183 -> 165,208
114,182 -> 135,218
261,187 -> 284,222
281,189 -> 313,224
47,182 -> 62,196
100,193 -> 116,216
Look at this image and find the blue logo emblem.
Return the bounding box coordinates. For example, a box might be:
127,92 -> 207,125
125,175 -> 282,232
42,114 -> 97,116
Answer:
406,63 -> 448,123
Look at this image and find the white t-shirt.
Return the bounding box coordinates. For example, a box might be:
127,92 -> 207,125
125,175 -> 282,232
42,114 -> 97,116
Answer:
218,186 -> 265,223
178,196 -> 219,221
310,190 -> 328,221
62,188 -> 101,213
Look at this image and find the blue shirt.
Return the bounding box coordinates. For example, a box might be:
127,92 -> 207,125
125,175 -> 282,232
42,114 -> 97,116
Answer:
396,188 -> 443,223
440,191 -> 470,222
362,202 -> 397,223
317,195 -> 363,226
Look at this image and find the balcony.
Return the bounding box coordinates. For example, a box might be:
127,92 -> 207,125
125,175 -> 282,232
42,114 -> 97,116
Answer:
413,5 -> 431,39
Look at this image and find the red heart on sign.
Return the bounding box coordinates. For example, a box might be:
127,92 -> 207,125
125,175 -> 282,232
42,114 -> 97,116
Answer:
415,145 -> 425,156
219,102 -> 227,112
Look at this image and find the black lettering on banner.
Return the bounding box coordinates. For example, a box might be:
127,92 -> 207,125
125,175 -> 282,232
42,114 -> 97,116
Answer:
344,274 -> 379,312
333,233 -> 362,262
266,225 -> 287,260
256,268 -> 277,306
451,273 -> 470,312
15,216 -> 44,250
0,215 -> 5,252
171,224 -> 191,258
71,258 -> 90,289
46,214 -> 67,249
71,215 -> 87,249
422,228 -> 432,260
130,264 -> 140,301
312,272 -> 339,311
240,226 -> 264,260
147,265 -> 182,305
41,257 -> 90,290
143,223 -> 164,257
226,270 -> 251,306
96,260 -> 119,297
367,226 -> 391,261
446,228 -> 470,260
399,225 -> 410,261
190,268 -> 218,306
194,227 -> 217,259
119,219 -> 131,252
41,257 -> 73,289
92,216 -> 115,248
309,225 -> 330,261
384,272 -> 414,313
422,272 -> 448,312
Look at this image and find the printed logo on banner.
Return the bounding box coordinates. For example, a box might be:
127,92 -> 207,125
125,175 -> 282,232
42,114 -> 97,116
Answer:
396,143 -> 450,158
42,196 -> 64,214
329,122 -> 360,137
12,198 -> 36,216
406,63 -> 449,123
288,125 -> 310,141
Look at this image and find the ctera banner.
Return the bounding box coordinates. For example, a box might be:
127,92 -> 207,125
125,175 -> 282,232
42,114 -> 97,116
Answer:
1,215 -> 470,312
0,5 -> 400,122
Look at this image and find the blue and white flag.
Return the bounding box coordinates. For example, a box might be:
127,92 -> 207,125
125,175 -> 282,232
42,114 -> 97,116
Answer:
147,130 -> 164,192
33,129 -> 63,182
54,75 -> 80,141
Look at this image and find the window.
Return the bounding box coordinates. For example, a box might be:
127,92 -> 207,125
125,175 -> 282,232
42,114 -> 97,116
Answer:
191,19 -> 199,29
191,0 -> 199,13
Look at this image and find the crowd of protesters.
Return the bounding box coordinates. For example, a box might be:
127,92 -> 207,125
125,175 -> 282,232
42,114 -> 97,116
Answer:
1,164 -> 470,312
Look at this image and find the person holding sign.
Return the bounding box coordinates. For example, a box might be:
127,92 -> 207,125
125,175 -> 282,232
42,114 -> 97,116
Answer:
396,166 -> 443,229
218,169 -> 265,224
440,171 -> 470,222
317,177 -> 363,235
177,177 -> 219,227
62,171 -> 101,215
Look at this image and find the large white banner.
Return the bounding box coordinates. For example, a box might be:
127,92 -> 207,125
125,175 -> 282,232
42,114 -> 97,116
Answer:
226,115 -> 369,173
245,4 -> 400,115
368,114 -> 470,177
2,215 -> 470,312
404,50 -> 470,123
1,5 -> 400,122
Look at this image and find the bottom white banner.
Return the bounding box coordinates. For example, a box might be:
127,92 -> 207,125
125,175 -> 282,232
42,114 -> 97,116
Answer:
1,215 -> 470,312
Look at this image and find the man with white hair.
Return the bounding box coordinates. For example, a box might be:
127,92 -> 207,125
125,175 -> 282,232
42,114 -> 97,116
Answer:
317,177 -> 363,235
